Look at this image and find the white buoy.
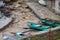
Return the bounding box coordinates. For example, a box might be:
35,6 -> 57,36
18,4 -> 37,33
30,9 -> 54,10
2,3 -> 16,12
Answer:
38,0 -> 47,6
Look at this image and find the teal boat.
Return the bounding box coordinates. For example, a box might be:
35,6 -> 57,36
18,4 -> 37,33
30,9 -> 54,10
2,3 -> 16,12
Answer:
40,18 -> 60,27
27,22 -> 50,31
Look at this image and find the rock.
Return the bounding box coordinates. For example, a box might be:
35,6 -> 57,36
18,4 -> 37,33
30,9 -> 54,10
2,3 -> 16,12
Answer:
0,16 -> 12,29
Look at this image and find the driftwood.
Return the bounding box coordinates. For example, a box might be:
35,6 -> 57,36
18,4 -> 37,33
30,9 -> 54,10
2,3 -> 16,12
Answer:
26,3 -> 60,21
30,26 -> 60,35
